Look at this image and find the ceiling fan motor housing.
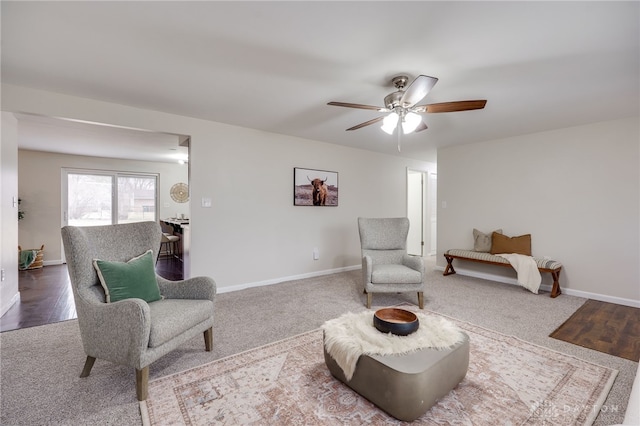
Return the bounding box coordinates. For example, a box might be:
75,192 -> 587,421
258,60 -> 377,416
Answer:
385,75 -> 414,109
384,91 -> 404,110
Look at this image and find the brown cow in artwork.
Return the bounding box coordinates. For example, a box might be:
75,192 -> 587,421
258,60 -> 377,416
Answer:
307,176 -> 328,206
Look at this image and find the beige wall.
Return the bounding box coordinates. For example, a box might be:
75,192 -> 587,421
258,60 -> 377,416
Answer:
1,112 -> 20,316
437,117 -> 640,305
2,84 -> 435,292
18,150 -> 189,263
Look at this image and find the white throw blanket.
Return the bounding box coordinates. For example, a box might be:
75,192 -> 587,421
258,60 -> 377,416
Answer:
496,253 -> 541,294
321,310 -> 465,381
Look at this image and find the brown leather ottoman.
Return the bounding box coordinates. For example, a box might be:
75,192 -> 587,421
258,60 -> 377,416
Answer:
323,332 -> 469,422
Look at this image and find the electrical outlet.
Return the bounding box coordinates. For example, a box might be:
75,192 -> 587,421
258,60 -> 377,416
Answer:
313,248 -> 319,260
1,268 -> 5,282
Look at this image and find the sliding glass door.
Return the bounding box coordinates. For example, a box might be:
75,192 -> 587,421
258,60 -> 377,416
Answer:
117,175 -> 157,224
63,169 -> 158,227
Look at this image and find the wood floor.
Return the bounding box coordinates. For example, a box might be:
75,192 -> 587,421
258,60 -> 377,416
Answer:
550,299 -> 640,361
0,255 -> 183,333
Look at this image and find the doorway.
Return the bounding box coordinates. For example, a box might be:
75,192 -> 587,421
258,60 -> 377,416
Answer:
407,169 -> 437,256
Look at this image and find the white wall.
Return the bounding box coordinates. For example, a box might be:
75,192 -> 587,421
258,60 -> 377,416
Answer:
437,117 -> 640,305
1,112 -> 20,316
189,125 -> 434,287
2,84 -> 435,291
17,150 -> 189,264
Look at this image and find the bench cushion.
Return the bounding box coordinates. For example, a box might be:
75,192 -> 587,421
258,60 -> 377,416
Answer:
446,249 -> 562,270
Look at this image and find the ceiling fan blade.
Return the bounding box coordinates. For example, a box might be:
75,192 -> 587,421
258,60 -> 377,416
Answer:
418,100 -> 487,113
327,101 -> 385,111
400,75 -> 438,107
346,116 -> 384,131
414,120 -> 428,133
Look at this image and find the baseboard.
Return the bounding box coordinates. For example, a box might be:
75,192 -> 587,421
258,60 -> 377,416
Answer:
43,260 -> 64,266
217,264 -> 361,294
0,292 -> 20,318
433,265 -> 640,309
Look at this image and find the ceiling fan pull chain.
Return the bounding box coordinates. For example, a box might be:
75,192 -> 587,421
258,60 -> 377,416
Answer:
397,129 -> 402,152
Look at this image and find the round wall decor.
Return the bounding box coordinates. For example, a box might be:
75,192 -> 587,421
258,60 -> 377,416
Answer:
170,182 -> 189,203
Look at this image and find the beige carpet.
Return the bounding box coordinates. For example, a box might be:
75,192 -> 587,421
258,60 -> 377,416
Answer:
141,311 -> 617,426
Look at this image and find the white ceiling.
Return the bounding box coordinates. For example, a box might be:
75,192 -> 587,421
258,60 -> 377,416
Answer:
2,1 -> 638,164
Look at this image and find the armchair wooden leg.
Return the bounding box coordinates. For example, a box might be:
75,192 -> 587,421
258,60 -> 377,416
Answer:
80,356 -> 96,378
204,327 -> 213,352
136,366 -> 149,401
366,292 -> 372,309
417,292 -> 424,309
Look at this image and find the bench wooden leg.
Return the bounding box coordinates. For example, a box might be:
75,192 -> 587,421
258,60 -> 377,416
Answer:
550,270 -> 562,298
443,255 -> 456,276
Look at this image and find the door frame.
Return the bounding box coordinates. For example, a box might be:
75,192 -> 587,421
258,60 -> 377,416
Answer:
406,168 -> 437,256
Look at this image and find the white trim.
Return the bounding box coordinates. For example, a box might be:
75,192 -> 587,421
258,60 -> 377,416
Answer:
0,292 -> 20,318
217,264 -> 361,294
434,265 -> 640,308
43,259 -> 64,266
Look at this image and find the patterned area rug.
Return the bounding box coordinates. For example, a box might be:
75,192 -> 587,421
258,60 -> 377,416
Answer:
141,312 -> 617,425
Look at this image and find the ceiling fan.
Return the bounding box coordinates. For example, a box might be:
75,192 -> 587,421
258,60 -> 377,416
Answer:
328,74 -> 486,150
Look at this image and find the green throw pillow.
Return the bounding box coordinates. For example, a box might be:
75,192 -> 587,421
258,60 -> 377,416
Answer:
93,250 -> 162,303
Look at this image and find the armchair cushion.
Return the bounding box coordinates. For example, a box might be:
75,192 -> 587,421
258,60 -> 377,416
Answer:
93,250 -> 161,304
372,264 -> 422,284
148,299 -> 215,347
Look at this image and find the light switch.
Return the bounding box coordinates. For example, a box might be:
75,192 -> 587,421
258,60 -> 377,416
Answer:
201,197 -> 212,208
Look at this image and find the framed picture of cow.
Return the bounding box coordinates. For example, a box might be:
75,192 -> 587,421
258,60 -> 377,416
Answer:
293,167 -> 338,206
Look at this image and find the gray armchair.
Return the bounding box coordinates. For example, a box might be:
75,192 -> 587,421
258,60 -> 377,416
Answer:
61,221 -> 216,401
357,217 -> 425,309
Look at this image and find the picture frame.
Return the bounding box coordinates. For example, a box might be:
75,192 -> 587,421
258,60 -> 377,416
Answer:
293,168 -> 338,207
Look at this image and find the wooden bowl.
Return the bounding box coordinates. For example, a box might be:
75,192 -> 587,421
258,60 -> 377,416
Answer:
373,308 -> 419,336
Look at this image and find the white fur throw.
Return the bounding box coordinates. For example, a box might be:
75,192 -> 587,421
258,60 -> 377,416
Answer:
321,310 -> 465,381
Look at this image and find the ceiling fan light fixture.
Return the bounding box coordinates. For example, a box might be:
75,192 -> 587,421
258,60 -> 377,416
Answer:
402,112 -> 421,134
381,112 -> 399,134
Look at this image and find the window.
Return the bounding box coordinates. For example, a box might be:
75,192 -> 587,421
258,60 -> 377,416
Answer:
63,169 -> 158,227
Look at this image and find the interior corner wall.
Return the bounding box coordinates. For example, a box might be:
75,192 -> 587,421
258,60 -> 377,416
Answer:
437,116 -> 640,303
1,112 -> 20,316
17,150 -> 189,263
2,84 -> 435,290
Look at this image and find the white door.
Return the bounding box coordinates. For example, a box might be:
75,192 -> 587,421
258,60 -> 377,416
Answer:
407,170 -> 424,256
427,173 -> 437,255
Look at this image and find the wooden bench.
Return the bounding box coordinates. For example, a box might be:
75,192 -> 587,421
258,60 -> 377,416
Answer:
443,249 -> 562,298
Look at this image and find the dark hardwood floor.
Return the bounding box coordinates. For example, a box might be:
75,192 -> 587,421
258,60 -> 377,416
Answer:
550,299 -> 640,361
0,255 -> 183,333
